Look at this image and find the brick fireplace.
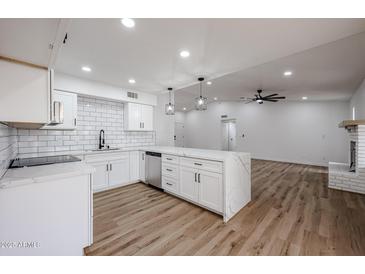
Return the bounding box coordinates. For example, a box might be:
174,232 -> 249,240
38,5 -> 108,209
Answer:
328,121 -> 365,194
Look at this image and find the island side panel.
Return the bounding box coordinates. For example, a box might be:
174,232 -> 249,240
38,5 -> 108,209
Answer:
223,153 -> 251,222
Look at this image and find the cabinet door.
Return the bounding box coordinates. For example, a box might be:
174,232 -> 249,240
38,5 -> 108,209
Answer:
129,151 -> 140,181
109,157 -> 130,187
42,90 -> 77,130
139,151 -> 146,182
0,59 -> 50,124
198,170 -> 223,213
125,103 -> 142,131
179,167 -> 199,202
88,161 -> 109,192
141,105 -> 153,131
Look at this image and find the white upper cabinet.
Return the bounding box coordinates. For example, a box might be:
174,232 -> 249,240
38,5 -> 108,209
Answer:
0,58 -> 51,128
124,103 -> 154,131
140,104 -> 153,131
42,90 -> 77,130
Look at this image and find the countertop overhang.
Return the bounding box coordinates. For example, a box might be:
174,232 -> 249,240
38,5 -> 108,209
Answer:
339,120 -> 365,128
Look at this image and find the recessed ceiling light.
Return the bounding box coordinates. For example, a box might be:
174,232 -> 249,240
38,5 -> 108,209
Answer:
82,66 -> 91,72
183,107 -> 187,111
180,50 -> 190,58
128,79 -> 136,84
283,71 -> 293,77
207,81 -> 212,85
302,96 -> 308,100
213,97 -> 218,101
121,18 -> 135,28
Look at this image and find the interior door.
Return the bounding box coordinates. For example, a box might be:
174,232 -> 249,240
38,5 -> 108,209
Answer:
198,170 -> 223,213
179,166 -> 199,202
228,122 -> 236,151
174,122 -> 185,147
141,105 -> 153,131
108,157 -> 130,186
88,161 -> 108,191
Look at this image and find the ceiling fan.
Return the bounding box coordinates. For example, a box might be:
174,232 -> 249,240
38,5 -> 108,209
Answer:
243,89 -> 286,104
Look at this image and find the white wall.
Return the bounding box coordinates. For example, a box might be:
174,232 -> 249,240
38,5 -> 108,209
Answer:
350,78 -> 365,119
54,72 -> 157,106
183,101 -> 349,166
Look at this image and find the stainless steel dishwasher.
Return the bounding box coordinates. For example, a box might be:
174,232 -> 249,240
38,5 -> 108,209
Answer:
145,151 -> 162,189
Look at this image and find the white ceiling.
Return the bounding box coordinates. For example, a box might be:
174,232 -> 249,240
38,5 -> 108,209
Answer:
175,31 -> 365,110
54,19 -> 365,93
1,18 -> 365,105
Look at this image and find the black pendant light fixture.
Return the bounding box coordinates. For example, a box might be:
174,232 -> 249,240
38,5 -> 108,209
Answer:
195,77 -> 208,111
165,87 -> 175,115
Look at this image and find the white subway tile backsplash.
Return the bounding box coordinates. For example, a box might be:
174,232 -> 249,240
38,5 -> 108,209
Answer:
0,124 -> 18,178
16,95 -> 155,157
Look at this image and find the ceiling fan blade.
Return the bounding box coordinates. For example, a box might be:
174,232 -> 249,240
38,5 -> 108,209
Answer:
267,96 -> 285,99
262,93 -> 278,98
263,99 -> 278,102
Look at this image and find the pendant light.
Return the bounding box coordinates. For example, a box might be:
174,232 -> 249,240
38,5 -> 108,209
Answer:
165,87 -> 175,115
195,77 -> 208,111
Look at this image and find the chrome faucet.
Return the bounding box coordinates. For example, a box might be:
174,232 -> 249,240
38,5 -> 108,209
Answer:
99,129 -> 105,150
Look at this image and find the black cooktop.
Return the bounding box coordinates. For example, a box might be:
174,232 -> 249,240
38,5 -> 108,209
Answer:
9,155 -> 81,169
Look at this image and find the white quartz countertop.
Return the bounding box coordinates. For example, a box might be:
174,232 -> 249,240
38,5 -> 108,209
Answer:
18,146 -> 250,162
0,162 -> 95,189
138,146 -> 249,161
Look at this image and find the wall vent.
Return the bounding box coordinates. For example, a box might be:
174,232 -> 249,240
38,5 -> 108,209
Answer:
127,92 -> 138,99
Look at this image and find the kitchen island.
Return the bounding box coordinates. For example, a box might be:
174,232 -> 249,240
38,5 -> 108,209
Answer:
139,146 -> 251,222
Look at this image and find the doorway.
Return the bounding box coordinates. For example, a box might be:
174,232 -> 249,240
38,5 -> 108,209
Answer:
221,120 -> 236,151
174,122 -> 185,147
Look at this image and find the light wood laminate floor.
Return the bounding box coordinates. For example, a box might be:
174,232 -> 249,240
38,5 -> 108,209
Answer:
85,160 -> 365,256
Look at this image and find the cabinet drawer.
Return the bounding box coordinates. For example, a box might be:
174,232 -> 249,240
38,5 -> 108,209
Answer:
162,163 -> 179,180
162,154 -> 179,165
180,157 -> 223,173
162,176 -> 179,194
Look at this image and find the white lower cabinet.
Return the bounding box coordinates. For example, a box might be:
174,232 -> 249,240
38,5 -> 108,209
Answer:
198,170 -> 223,212
129,151 -> 140,181
178,158 -> 223,213
89,161 -> 109,191
179,166 -> 199,202
139,151 -> 146,182
108,157 -> 130,187
85,152 -> 138,192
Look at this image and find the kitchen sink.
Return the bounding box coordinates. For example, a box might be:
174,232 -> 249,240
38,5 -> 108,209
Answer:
91,147 -> 121,152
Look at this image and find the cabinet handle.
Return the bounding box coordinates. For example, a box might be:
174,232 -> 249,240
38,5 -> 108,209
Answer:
198,173 -> 201,183
106,164 -> 109,171
166,158 -> 173,161
140,122 -> 142,128
142,154 -> 144,160
194,163 -> 202,166
166,168 -> 173,172
74,118 -> 77,126
166,182 -> 172,186
110,164 -> 112,171
194,172 -> 197,182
